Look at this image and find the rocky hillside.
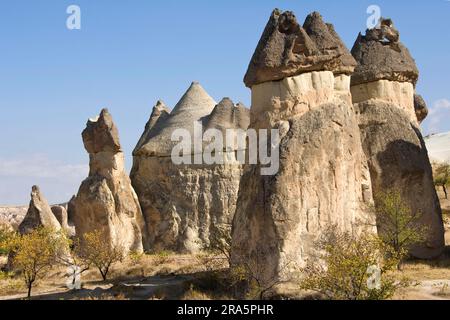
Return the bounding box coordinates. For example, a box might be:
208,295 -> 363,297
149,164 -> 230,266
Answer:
0,206 -> 27,230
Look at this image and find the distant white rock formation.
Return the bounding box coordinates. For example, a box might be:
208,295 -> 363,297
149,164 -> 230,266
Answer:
425,132 -> 450,164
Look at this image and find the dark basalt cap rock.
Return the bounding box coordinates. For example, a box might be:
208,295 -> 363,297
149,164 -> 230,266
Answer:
351,18 -> 419,86
303,12 -> 357,75
414,94 -> 428,123
82,108 -> 122,154
244,9 -> 348,88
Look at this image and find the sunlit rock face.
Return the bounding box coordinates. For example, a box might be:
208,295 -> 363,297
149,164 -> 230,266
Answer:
131,83 -> 250,253
18,186 -> 62,235
74,109 -> 146,254
351,19 -> 445,259
231,10 -> 375,286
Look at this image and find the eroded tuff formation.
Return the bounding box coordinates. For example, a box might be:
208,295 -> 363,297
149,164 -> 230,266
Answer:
232,10 -> 375,284
131,83 -> 250,253
73,109 -> 146,253
18,186 -> 61,235
51,205 -> 75,237
351,19 -> 445,258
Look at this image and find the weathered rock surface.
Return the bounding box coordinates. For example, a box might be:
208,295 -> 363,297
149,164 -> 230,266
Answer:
18,186 -> 61,235
74,109 -> 146,253
51,205 -> 75,237
134,100 -> 171,154
414,94 -> 428,124
135,82 -> 217,157
350,18 -> 419,86
351,80 -> 416,124
244,9 -> 356,88
67,195 -> 76,225
356,101 -> 445,258
232,10 -> 374,285
132,85 -> 250,253
51,205 -> 69,229
352,22 -> 445,258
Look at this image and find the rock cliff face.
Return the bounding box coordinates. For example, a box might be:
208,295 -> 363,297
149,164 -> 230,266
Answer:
18,186 -> 61,235
231,10 -> 375,284
131,83 -> 250,253
73,109 -> 146,253
351,20 -> 445,258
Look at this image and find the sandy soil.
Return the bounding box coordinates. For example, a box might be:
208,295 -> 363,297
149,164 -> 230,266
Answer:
0,190 -> 449,301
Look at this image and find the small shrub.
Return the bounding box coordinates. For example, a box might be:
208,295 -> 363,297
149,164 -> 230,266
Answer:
299,226 -> 410,300
75,230 -> 125,281
375,190 -> 428,269
8,227 -> 67,298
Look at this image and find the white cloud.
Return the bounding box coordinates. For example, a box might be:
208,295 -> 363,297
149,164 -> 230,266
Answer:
429,98 -> 450,115
423,99 -> 450,135
0,154 -> 88,205
0,154 -> 87,180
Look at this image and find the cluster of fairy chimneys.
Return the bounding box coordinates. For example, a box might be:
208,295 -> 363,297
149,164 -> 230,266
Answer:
16,9 -> 440,268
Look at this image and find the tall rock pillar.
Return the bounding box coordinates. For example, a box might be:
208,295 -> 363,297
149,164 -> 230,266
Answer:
231,10 -> 375,286
74,109 -> 146,253
351,19 -> 445,258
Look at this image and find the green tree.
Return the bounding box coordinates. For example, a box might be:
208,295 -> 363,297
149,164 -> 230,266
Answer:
75,230 -> 124,281
434,163 -> 450,199
9,227 -> 66,298
299,227 -> 408,300
375,190 -> 428,270
0,223 -> 15,256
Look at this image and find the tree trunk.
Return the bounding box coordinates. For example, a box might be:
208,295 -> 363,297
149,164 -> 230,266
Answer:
27,283 -> 32,299
443,185 -> 448,199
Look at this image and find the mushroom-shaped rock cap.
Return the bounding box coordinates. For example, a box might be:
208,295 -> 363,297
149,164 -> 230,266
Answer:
244,9 -> 353,88
82,108 -> 121,154
303,12 -> 357,75
351,18 -> 419,86
136,82 -> 216,157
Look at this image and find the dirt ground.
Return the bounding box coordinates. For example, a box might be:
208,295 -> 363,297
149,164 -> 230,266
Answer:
1,190 -> 449,301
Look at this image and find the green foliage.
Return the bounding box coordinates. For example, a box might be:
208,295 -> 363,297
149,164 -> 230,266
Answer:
9,227 -> 67,298
0,224 -> 15,256
75,230 -> 124,281
208,226 -> 232,266
299,227 -> 409,300
375,190 -> 428,268
434,163 -> 450,198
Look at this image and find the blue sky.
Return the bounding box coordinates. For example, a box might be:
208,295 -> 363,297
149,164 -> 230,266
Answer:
0,0 -> 449,205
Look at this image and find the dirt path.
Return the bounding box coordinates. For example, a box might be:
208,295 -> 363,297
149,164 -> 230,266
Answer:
0,274 -> 193,300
